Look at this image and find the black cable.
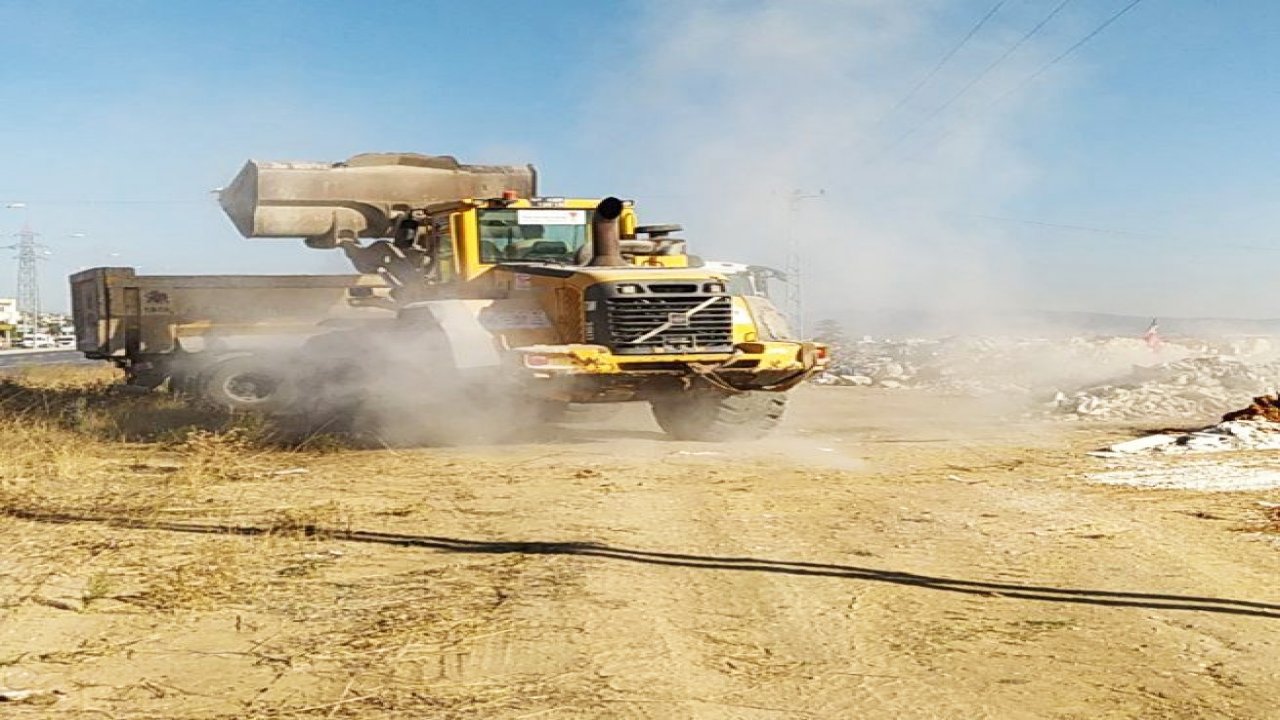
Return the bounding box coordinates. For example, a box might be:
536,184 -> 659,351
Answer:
969,212 -> 1174,240
1000,0 -> 1146,99
970,211 -> 1279,253
877,1 -> 1009,124
879,0 -> 1076,155
906,0 -> 1147,156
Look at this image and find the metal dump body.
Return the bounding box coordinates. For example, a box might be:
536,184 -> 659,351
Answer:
70,267 -> 390,359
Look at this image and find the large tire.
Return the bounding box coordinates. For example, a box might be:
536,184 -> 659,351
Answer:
200,355 -> 299,414
650,390 -> 787,441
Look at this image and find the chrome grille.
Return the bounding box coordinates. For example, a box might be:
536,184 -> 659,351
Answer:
604,292 -> 733,355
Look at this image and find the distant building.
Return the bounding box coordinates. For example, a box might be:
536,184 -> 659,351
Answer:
0,298 -> 18,327
0,298 -> 16,348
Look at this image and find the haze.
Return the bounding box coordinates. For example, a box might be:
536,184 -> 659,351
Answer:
1,0 -> 1276,325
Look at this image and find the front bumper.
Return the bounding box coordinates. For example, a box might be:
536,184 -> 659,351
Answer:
510,340 -> 828,392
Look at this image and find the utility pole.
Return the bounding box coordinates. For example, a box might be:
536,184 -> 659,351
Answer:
784,189 -> 823,339
5,224 -> 44,334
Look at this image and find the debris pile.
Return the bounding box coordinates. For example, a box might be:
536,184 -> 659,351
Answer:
814,334 -> 1280,422
815,335 -> 1198,396
813,338 -> 934,389
1091,419 -> 1280,456
1050,357 -> 1280,421
1223,393 -> 1280,423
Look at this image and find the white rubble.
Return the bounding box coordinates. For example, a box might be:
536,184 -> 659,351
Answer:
1100,433 -> 1183,454
1051,356 -> 1280,421
813,335 -> 1280,422
816,335 -> 1190,395
1092,420 -> 1280,457
812,373 -> 872,386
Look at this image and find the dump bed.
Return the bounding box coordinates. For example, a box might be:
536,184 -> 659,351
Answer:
69,267 -> 391,359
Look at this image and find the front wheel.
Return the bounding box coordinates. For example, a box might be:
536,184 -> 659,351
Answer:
649,390 -> 788,441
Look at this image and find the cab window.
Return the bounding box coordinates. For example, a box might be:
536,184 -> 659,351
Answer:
478,208 -> 592,263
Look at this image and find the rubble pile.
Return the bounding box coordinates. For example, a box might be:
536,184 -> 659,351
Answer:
1050,357 -> 1280,421
814,336 -> 1203,397
1223,393 -> 1280,423
812,333 -> 1280,422
1091,419 -> 1280,456
813,338 -> 935,389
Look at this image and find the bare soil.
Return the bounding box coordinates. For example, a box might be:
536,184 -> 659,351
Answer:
2,372 -> 1279,719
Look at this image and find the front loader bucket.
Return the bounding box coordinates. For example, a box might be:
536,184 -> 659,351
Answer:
219,153 -> 537,248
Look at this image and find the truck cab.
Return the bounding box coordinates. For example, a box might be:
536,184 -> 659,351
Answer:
330,194 -> 820,399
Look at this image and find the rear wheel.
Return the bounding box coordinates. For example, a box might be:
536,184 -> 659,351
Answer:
200,355 -> 298,414
649,390 -> 787,441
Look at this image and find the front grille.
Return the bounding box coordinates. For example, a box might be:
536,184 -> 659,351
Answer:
586,281 -> 734,355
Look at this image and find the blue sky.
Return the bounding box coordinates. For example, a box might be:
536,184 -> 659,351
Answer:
0,0 -> 1277,321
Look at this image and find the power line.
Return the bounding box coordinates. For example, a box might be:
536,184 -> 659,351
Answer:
967,213 -> 1175,240
907,0 -> 1147,155
876,1 -> 1008,124
879,0 -> 1076,156
969,211 -> 1280,253
999,0 -> 1146,100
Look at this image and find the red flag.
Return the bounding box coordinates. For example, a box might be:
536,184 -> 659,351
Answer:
1143,318 -> 1162,351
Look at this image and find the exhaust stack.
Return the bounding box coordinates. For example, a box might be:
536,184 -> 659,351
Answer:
589,197 -> 627,267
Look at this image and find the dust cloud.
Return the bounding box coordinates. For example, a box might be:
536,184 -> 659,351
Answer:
285,313 -> 545,447
582,1 -> 1067,337
291,2 -> 1114,443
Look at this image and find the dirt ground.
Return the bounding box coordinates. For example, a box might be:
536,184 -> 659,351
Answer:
2,374 -> 1279,719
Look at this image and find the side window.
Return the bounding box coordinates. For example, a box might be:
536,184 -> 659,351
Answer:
724,273 -> 754,297
477,208 -> 592,263
430,218 -> 456,282
479,209 -> 519,262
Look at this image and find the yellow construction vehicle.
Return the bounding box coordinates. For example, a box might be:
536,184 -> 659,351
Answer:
218,153 -> 826,440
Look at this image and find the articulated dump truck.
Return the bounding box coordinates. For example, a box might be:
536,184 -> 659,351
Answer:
69,267 -> 393,408
77,152 -> 826,441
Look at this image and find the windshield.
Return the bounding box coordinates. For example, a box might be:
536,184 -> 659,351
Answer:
720,269 -> 776,298
723,272 -> 756,298
478,208 -> 592,264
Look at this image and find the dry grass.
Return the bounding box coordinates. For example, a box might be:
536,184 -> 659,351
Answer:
131,538 -> 271,611
0,367 -> 343,518
0,366 -> 593,719
1,365 -> 227,441
1255,504 -> 1280,534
